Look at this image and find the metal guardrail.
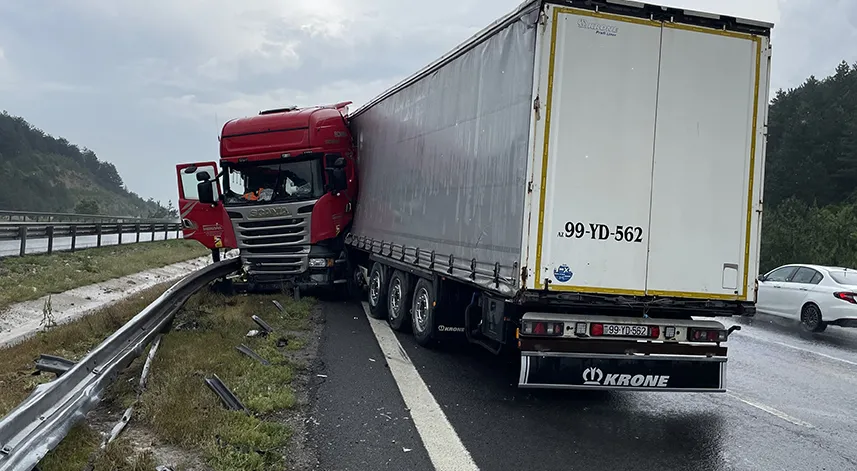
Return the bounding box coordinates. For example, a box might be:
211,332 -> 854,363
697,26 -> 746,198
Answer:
0,221 -> 183,257
0,210 -> 178,224
0,258 -> 241,471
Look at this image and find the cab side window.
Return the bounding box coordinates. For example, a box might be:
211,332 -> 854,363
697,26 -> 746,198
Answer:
180,165 -> 217,201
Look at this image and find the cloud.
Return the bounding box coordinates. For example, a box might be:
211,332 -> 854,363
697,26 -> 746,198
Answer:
0,0 -> 854,206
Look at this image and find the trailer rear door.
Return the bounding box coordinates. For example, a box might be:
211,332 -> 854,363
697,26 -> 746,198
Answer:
528,5 -> 769,301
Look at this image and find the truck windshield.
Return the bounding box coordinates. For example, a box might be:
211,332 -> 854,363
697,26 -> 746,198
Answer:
223,157 -> 324,205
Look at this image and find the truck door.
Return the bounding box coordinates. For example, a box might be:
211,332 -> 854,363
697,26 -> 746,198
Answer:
175,162 -> 236,251
644,23 -> 768,301
532,6 -> 662,294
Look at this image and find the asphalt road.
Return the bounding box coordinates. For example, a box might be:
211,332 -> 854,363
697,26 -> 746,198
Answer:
311,302 -> 857,471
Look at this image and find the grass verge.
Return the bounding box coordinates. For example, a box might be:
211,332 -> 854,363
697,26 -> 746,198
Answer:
0,283 -> 173,417
136,291 -> 315,471
0,239 -> 209,310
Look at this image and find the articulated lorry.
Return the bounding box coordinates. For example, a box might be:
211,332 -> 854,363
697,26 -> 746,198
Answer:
178,0 -> 773,391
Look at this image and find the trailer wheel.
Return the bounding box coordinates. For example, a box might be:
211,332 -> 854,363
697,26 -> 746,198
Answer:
367,262 -> 388,319
387,270 -> 412,332
411,278 -> 436,347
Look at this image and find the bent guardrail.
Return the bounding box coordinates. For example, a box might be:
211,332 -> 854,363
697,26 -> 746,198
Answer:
0,258 -> 240,471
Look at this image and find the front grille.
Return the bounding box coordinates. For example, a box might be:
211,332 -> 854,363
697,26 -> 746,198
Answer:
227,201 -> 316,276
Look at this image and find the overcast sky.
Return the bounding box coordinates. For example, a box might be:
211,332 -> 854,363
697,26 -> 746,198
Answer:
0,0 -> 854,206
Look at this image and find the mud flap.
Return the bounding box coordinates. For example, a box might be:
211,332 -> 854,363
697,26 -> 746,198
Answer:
519,353 -> 727,392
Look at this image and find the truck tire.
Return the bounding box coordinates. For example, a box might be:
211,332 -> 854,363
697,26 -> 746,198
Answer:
337,256 -> 363,301
411,278 -> 437,347
387,270 -> 412,332
367,262 -> 388,319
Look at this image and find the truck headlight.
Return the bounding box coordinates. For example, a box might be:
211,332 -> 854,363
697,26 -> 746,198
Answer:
309,258 -> 332,268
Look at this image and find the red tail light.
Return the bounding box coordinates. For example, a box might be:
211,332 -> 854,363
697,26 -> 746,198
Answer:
688,328 -> 727,342
834,292 -> 857,304
521,320 -> 564,336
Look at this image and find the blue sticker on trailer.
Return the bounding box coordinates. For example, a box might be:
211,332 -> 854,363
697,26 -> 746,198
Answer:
554,264 -> 573,282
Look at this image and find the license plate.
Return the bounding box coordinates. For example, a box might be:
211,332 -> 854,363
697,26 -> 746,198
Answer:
603,324 -> 650,337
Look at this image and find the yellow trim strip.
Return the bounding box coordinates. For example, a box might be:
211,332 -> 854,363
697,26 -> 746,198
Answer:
741,37 -> 764,302
646,290 -> 740,301
550,285 -> 647,296
555,6 -> 662,28
533,6 -> 764,302
533,6 -> 560,290
663,21 -> 758,41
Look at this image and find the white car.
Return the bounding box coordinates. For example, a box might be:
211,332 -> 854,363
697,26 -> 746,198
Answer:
757,264 -> 857,332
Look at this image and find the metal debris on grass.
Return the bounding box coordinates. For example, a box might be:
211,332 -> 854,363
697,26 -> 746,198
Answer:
204,374 -> 249,413
34,354 -> 76,377
101,334 -> 163,449
236,344 -> 271,366
272,300 -> 285,313
252,314 -> 274,334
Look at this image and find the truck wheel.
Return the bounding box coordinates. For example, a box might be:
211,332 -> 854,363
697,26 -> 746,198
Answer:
367,262 -> 388,319
337,256 -> 362,301
800,303 -> 827,333
387,270 -> 412,332
411,278 -> 437,347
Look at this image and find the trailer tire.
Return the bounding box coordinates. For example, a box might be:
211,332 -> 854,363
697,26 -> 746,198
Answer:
387,270 -> 412,332
411,278 -> 437,347
367,262 -> 388,319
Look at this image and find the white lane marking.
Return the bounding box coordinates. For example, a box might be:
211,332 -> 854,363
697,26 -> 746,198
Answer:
736,332 -> 857,367
727,392 -> 815,429
362,302 -> 480,471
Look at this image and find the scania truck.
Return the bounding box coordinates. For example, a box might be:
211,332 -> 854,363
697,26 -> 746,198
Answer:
176,102 -> 357,292
179,0 -> 773,391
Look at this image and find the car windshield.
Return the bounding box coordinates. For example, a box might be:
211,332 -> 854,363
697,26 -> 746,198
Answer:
223,158 -> 324,205
827,268 -> 857,286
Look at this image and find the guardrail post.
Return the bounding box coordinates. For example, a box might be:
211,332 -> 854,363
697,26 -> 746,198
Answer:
150,224 -> 155,241
96,223 -> 103,248
117,223 -> 123,245
164,225 -> 168,241
19,226 -> 27,256
136,223 -> 141,243
71,225 -> 77,252
47,226 -> 54,254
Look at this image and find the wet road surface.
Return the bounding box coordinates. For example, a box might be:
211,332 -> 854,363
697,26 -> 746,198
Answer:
313,302 -> 857,471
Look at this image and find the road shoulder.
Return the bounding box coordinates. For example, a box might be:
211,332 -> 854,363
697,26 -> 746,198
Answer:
308,299 -> 434,471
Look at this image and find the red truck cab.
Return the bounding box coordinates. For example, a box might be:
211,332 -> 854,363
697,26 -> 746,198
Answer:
176,101 -> 358,290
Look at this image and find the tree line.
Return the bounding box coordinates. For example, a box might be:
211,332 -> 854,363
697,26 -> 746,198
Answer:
0,111 -> 172,217
760,60 -> 857,272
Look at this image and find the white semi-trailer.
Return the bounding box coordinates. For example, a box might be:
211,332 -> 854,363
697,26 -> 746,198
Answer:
345,0 -> 773,391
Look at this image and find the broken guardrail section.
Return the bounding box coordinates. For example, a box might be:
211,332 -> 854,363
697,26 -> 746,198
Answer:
0,258 -> 240,471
